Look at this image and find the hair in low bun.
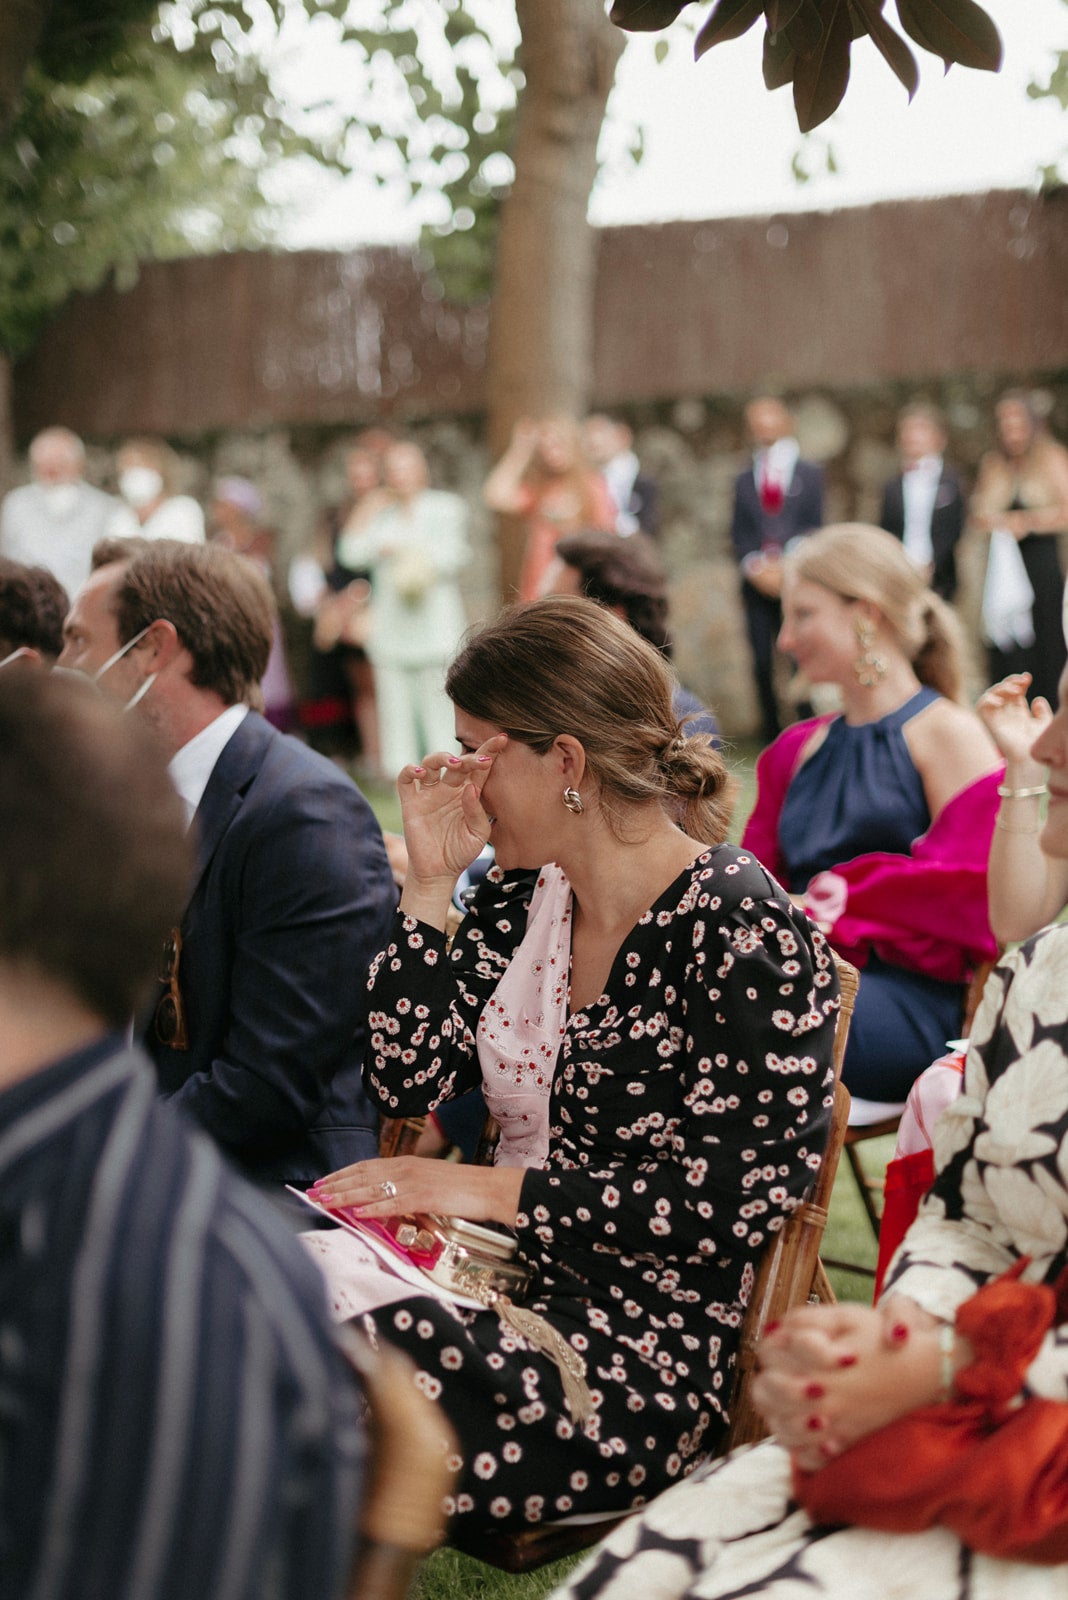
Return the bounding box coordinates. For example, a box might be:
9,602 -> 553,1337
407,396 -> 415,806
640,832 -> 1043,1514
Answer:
446,597 -> 736,843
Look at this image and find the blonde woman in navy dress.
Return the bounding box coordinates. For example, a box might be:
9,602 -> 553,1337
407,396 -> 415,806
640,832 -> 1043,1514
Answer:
304,597 -> 838,1535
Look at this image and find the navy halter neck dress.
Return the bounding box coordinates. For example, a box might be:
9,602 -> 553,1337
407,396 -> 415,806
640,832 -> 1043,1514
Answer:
778,687 -> 964,1101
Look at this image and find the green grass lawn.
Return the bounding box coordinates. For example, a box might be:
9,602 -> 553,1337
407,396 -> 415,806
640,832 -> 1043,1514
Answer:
355,748 -> 889,1599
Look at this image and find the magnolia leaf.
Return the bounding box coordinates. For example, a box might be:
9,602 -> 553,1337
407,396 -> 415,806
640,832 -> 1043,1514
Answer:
609,0 -> 690,30
895,0 -> 1002,71
851,0 -> 919,97
783,0 -> 825,55
792,0 -> 852,129
765,0 -> 806,33
763,28 -> 797,88
695,0 -> 765,59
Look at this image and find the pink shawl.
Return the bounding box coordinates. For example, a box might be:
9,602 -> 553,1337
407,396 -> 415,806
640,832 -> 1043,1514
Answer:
475,865 -> 572,1167
742,720 -> 1001,983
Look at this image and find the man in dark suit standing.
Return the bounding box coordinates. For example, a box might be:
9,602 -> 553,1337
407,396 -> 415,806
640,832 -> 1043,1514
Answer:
729,396 -> 824,744
879,402 -> 966,602
60,538 -> 397,1186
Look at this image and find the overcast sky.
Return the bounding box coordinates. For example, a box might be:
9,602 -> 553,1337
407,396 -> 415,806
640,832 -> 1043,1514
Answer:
265,0 -> 1067,248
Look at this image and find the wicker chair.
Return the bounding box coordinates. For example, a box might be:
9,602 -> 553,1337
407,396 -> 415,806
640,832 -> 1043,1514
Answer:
341,1329 -> 459,1600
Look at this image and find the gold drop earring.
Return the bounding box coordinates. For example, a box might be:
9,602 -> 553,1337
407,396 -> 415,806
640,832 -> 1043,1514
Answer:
853,615 -> 887,687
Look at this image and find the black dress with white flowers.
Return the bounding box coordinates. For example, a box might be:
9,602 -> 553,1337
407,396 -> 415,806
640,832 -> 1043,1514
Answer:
360,846 -> 838,1531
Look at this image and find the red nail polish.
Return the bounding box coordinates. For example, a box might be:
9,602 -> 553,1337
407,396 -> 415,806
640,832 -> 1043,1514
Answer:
764,1320 -> 781,1334
890,1322 -> 909,1344
806,1415 -> 825,1432
804,1383 -> 825,1400
837,1353 -> 857,1368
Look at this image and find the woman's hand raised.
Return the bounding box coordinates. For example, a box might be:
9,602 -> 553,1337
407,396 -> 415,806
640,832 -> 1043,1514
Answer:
977,673 -> 1052,776
397,736 -> 506,921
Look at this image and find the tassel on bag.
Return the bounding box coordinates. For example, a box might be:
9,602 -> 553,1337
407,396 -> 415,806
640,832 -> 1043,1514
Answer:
472,1281 -> 596,1425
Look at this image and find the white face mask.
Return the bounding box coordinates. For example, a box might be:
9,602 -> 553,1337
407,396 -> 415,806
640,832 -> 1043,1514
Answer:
119,466 -> 164,508
40,483 -> 79,516
92,622 -> 158,712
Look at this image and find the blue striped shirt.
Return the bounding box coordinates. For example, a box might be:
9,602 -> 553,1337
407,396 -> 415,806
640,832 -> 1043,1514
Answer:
1,1035 -> 365,1600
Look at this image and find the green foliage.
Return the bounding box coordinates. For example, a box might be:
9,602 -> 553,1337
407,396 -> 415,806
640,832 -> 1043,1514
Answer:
1027,0 -> 1067,185
335,1 -> 520,302
0,2 -> 348,358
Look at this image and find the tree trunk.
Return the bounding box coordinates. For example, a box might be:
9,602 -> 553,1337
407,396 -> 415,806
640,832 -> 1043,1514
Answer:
486,0 -> 625,597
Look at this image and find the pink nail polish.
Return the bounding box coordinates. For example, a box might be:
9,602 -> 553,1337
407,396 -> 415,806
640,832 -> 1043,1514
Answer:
837,1353 -> 857,1368
413,766 -> 425,774
890,1322 -> 909,1345
447,755 -> 461,764
477,755 -> 491,763
806,1415 -> 825,1432
804,1383 -> 825,1400
764,1320 -> 781,1334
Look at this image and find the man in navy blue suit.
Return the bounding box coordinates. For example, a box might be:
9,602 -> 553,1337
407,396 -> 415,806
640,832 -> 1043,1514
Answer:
60,538 -> 397,1185
729,397 -> 824,743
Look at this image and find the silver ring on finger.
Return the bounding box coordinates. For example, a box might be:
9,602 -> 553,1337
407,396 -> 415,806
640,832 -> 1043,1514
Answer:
380,1179 -> 398,1198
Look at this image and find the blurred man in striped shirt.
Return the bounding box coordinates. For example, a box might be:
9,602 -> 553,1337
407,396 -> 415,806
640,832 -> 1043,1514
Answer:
0,671 -> 365,1600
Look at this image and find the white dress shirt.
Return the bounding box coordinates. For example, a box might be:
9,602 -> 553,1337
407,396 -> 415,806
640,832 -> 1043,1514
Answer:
756,436 -> 800,492
901,454 -> 943,570
167,703 -> 249,829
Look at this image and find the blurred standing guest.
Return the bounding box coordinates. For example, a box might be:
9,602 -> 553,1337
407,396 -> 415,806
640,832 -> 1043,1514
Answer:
548,530 -> 720,742
291,440 -> 388,766
483,415 -> 616,600
0,426 -> 137,601
58,539 -> 397,1187
729,397 -> 824,743
582,412 -> 660,537
338,440 -> 469,778
0,556 -> 68,668
0,671 -> 365,1600
210,474 -> 295,730
879,402 -> 966,601
971,390 -> 1068,707
116,435 -> 206,543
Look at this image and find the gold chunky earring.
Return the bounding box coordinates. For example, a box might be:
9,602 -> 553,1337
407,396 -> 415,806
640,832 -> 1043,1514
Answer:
853,615 -> 887,687
562,787 -> 584,814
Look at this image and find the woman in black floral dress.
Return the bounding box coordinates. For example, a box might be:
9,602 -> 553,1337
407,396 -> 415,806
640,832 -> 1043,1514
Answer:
306,597 -> 839,1533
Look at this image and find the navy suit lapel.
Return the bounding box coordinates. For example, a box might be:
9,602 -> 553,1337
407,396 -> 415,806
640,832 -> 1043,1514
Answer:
188,712 -> 273,896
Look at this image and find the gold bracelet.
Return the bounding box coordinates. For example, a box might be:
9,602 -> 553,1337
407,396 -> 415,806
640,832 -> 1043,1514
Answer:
997,784 -> 1048,800
996,814 -> 1042,834
938,1322 -> 957,1401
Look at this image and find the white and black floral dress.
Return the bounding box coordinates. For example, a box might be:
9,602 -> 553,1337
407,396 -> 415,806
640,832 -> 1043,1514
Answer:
552,925 -> 1068,1596
355,847 -> 838,1531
